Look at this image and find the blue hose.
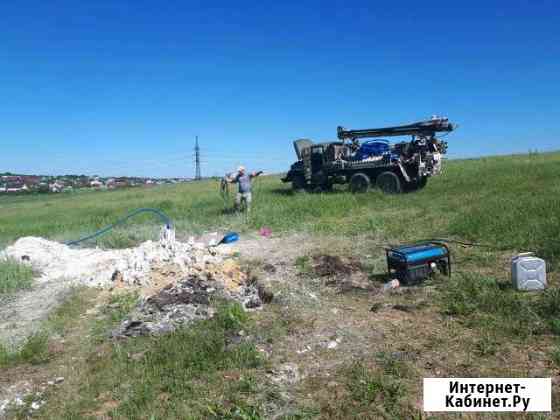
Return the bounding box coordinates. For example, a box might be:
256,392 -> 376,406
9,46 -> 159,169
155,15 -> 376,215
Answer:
66,208 -> 173,246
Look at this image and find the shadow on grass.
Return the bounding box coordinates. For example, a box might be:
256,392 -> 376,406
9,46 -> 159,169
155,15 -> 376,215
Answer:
268,187 -> 297,196
268,187 -> 349,196
220,207 -> 238,215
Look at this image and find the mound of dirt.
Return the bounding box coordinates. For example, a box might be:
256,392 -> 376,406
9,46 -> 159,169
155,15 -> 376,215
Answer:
312,255 -> 363,277
312,254 -> 376,293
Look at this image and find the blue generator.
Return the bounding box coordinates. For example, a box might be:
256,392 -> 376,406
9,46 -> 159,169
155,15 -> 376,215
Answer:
386,242 -> 451,284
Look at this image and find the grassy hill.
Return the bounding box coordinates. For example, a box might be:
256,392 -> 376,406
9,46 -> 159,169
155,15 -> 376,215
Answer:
1,152 -> 559,265
1,152 -> 559,419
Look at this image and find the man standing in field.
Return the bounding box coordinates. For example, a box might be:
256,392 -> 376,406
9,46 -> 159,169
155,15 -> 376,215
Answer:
227,166 -> 263,212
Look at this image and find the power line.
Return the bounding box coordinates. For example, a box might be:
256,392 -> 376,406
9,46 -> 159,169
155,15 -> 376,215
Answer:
194,136 -> 201,180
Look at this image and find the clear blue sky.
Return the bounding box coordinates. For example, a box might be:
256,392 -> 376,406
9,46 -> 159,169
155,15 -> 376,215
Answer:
2,0 -> 559,177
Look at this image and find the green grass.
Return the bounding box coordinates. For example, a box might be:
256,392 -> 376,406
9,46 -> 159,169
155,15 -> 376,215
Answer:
0,331 -> 50,367
0,257 -> 34,294
551,346 -> 560,368
37,301 -> 266,419
87,291 -> 140,344
439,273 -> 560,339
107,292 -> 140,323
294,255 -> 312,275
47,287 -> 99,335
2,152 -> 560,418
346,363 -> 405,418
1,153 -> 559,268
308,361 -> 418,419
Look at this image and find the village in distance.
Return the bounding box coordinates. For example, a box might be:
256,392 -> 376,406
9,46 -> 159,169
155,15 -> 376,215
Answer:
0,173 -> 195,194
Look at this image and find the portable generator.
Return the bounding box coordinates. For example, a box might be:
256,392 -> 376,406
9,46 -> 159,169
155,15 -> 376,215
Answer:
386,241 -> 451,284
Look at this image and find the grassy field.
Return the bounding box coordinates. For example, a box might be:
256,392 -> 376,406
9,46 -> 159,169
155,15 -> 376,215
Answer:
0,258 -> 34,294
1,152 -> 559,264
1,152 -> 560,419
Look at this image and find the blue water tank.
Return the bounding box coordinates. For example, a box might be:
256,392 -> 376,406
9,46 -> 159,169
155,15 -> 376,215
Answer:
353,140 -> 390,161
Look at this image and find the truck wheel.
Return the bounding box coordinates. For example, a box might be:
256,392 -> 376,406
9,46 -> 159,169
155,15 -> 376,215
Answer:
377,171 -> 402,194
416,176 -> 428,189
292,175 -> 306,192
312,185 -> 324,193
349,173 -> 371,193
405,176 -> 428,192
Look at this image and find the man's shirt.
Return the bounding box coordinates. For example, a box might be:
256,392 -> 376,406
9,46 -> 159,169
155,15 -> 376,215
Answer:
234,173 -> 252,193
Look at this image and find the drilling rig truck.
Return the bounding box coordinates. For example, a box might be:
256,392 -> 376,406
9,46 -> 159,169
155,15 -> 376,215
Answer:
281,116 -> 455,194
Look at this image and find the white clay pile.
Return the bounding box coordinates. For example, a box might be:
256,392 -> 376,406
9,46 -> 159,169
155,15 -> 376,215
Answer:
1,236 -> 231,288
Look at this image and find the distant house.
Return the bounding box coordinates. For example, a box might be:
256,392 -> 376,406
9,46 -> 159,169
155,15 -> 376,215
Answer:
114,177 -> 129,188
49,181 -> 64,193
75,176 -> 90,188
8,185 -> 27,193
1,175 -> 22,183
0,178 -> 28,193
38,182 -> 49,193
21,175 -> 40,186
90,179 -> 104,188
106,177 -> 129,189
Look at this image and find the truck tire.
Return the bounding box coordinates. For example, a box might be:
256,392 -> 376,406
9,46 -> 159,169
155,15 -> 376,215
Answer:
377,171 -> 402,194
349,173 -> 371,193
416,176 -> 428,189
291,174 -> 307,192
312,185 -> 324,193
406,176 -> 428,192
311,181 -> 333,193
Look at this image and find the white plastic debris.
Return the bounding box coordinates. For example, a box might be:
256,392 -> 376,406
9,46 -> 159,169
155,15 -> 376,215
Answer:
382,279 -> 400,292
1,236 -> 232,288
159,225 -> 176,248
0,382 -> 32,417
30,401 -> 44,410
208,232 -> 219,247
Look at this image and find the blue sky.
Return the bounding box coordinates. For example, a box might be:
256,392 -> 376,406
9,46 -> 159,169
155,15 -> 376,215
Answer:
2,0 -> 559,177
